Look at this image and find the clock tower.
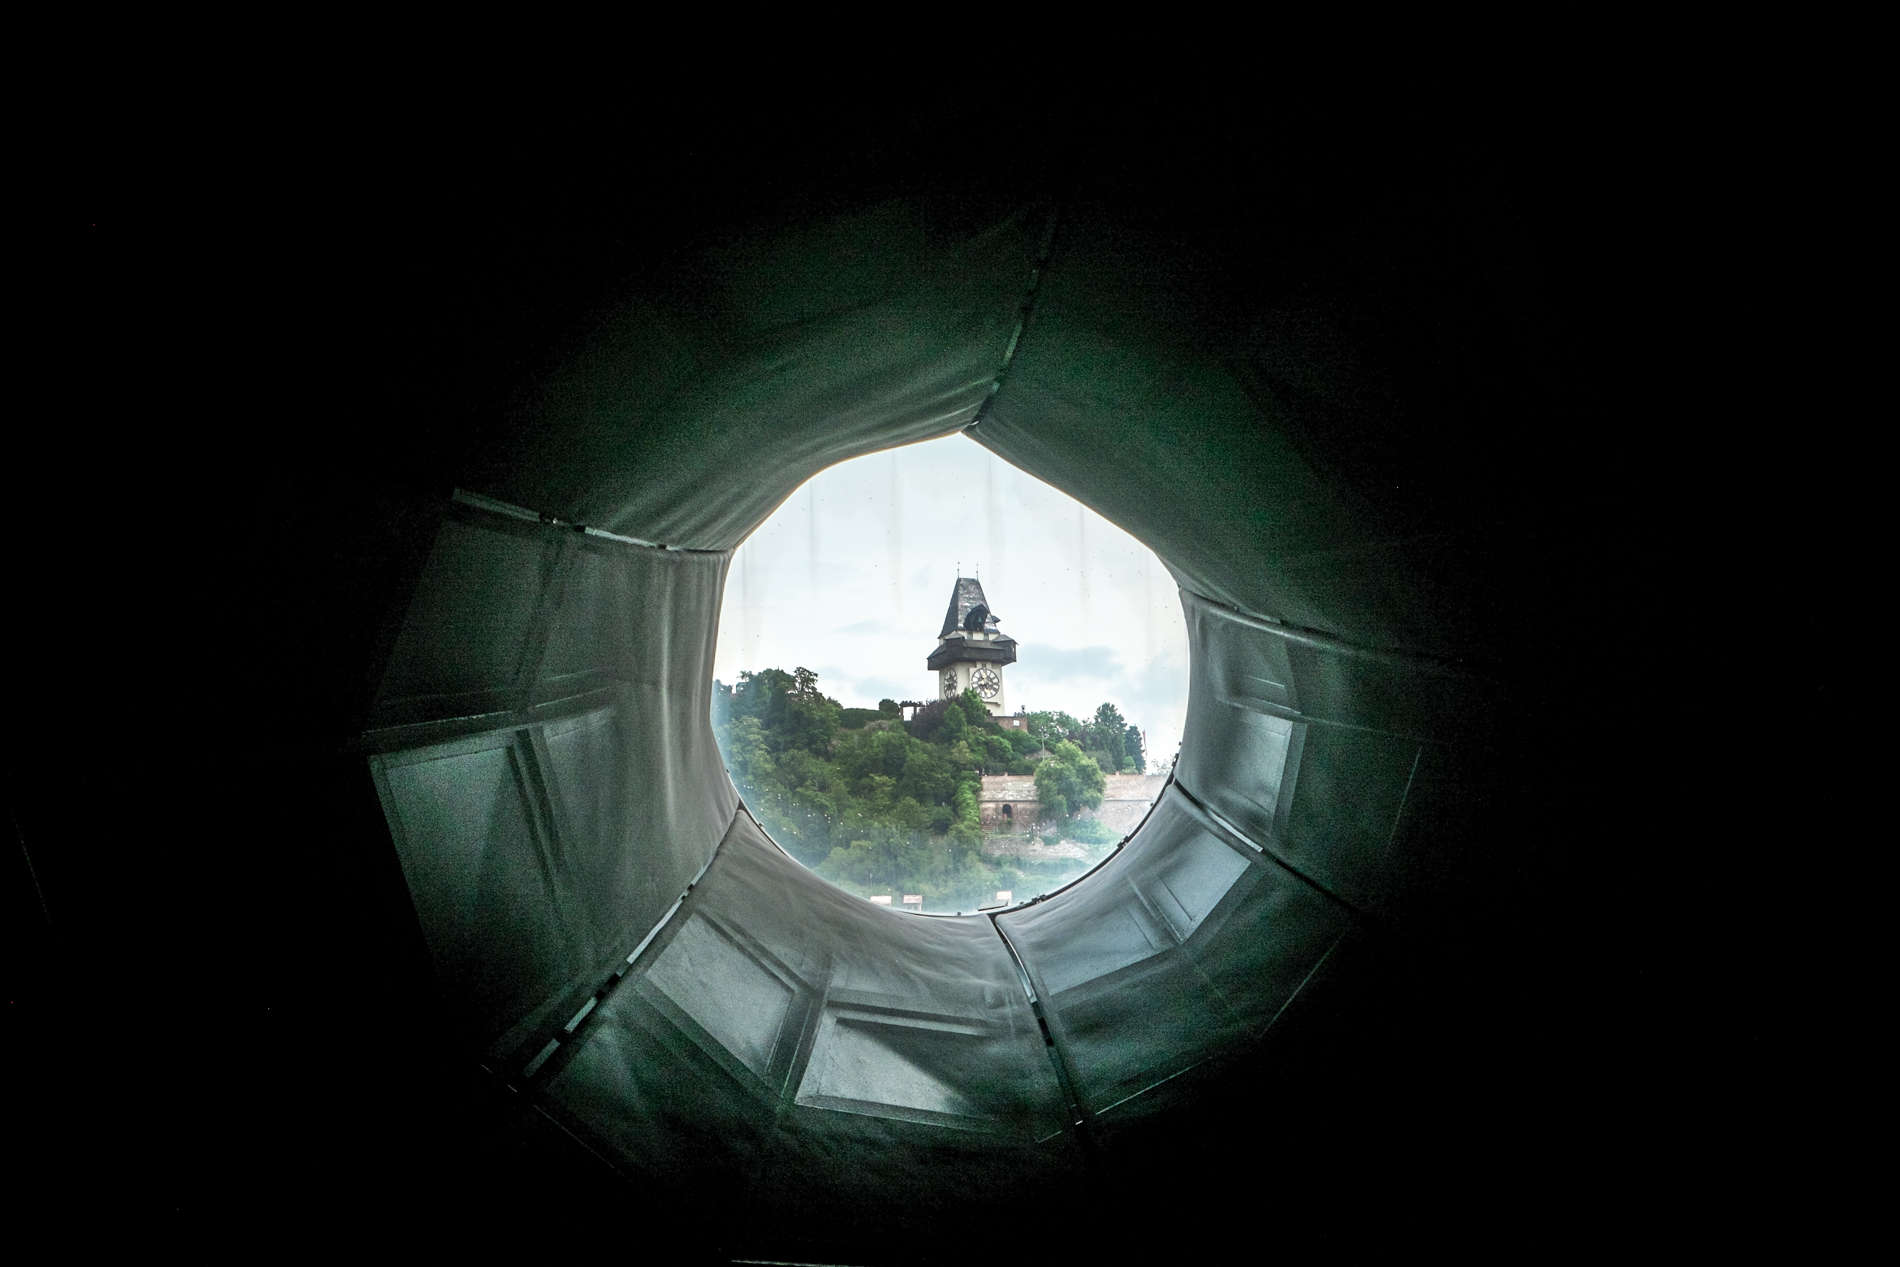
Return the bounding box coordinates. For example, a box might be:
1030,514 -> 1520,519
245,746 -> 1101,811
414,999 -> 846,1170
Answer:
927,576 -> 1017,717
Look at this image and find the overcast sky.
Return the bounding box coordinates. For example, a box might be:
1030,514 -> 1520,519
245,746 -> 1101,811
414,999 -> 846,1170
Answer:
714,433 -> 1190,765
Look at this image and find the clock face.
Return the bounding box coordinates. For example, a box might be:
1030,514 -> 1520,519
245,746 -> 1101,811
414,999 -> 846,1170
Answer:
941,669 -> 959,699
973,667 -> 1001,699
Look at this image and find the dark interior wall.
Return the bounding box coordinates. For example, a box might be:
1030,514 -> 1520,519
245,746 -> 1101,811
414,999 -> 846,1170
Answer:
11,98 -> 1701,1258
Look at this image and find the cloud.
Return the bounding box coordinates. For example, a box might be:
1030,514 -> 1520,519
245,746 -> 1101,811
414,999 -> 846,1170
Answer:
1113,657 -> 1191,762
798,664 -> 915,707
715,434 -> 1192,750
844,676 -> 914,705
1023,644 -> 1122,681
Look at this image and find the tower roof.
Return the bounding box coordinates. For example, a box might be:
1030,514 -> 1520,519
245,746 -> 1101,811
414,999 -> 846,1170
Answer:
938,577 -> 991,639
930,575 -> 1016,669
927,639 -> 1015,671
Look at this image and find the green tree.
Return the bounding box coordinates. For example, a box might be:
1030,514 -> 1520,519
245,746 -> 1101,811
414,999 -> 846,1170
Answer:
1089,703 -> 1128,772
730,666 -> 841,756
981,733 -> 1015,773
896,745 -> 955,807
940,701 -> 968,742
1033,740 -> 1106,820
1026,709 -> 1086,752
723,716 -> 776,789
714,664 -> 1095,911
905,699 -> 952,742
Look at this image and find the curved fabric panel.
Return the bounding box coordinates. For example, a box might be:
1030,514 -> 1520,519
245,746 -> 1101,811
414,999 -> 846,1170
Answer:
372,508 -> 563,718
537,810 -> 1078,1246
372,728 -> 589,1039
972,199 -> 1534,663
997,787 -> 1349,1121
546,810 -> 1065,1137
1173,589 -> 1506,926
478,199 -> 1047,549
368,500 -> 736,1048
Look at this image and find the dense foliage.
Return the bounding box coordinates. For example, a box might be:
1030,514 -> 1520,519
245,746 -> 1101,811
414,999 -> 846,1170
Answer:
1019,704 -> 1145,776
711,667 -> 1141,912
1032,739 -> 1106,820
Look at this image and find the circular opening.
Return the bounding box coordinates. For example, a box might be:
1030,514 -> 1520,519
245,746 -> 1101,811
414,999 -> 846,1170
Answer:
711,433 -> 1188,914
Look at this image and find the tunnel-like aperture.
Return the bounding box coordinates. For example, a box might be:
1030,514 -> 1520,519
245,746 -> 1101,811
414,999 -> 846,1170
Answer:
21,102 -> 1644,1261
350,153 -> 1543,1255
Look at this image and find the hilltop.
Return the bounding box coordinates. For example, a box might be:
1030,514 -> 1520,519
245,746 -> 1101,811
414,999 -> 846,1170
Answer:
711,667 -> 1152,911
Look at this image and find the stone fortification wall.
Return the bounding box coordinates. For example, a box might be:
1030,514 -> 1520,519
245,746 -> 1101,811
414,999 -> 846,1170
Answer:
976,772 -> 1167,831
1092,773 -> 1171,835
